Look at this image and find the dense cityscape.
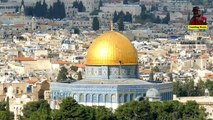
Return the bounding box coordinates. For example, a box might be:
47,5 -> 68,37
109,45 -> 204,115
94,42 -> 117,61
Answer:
0,0 -> 212,120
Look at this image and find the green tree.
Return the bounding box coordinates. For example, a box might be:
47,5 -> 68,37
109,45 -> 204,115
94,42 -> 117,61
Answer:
70,65 -> 78,72
163,6 -> 168,12
52,0 -> 66,19
140,4 -> 147,19
123,0 -> 128,4
92,17 -> 100,31
183,101 -> 204,119
28,109 -> 51,120
73,1 -> 86,12
42,0 -> 48,17
152,66 -> 160,72
47,5 -> 54,19
73,27 -> 80,34
99,0 -> 103,9
58,97 -> 91,119
0,101 -> 6,111
56,66 -> 68,81
154,16 -> 161,24
6,97 -> 9,112
24,0 -> 65,19
185,79 -> 195,96
124,12 -> 132,23
95,106 -> 116,120
24,6 -> 34,16
77,71 -> 83,80
149,71 -> 154,80
128,0 -> 139,3
0,101 -> 13,120
51,110 -> 63,120
196,80 -> 205,96
78,1 -> 86,12
118,18 -> 124,31
118,11 -> 125,18
22,100 -> 51,119
113,11 -> 118,23
162,12 -> 170,24
205,80 -> 213,95
115,100 -> 153,120
0,111 -> 9,120
151,5 -> 157,11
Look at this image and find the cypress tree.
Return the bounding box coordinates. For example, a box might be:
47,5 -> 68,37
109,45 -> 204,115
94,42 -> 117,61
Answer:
162,12 -> 170,24
57,66 -> 68,82
47,5 -> 53,19
43,0 -> 48,17
99,0 -> 103,9
124,12 -> 132,23
6,97 -> 9,112
78,1 -> 86,12
123,0 -> 128,4
118,18 -> 124,31
92,17 -> 100,31
113,11 -> 118,23
24,0 -> 66,19
155,16 -> 161,24
61,2 -> 66,18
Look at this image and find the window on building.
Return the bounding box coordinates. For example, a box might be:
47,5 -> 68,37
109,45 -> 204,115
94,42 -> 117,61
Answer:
98,94 -> 103,103
119,94 -> 123,103
98,68 -> 102,75
111,94 -> 116,103
79,94 -> 84,102
86,94 -> 91,102
73,94 -> 78,101
92,94 -> 97,103
3,87 -> 7,93
130,93 -> 134,101
16,87 -> 20,94
105,94 -> 109,103
124,94 -> 128,103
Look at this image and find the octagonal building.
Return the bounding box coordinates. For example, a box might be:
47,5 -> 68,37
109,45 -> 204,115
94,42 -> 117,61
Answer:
50,31 -> 173,109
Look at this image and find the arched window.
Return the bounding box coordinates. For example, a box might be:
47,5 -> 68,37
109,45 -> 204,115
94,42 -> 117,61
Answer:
124,94 -> 128,103
98,94 -> 103,103
92,94 -> 97,103
130,93 -> 134,101
111,94 -> 116,103
73,94 -> 78,101
3,87 -> 7,93
86,94 -> 91,102
119,94 -> 123,103
16,87 -> 20,94
79,94 -> 84,102
105,94 -> 109,103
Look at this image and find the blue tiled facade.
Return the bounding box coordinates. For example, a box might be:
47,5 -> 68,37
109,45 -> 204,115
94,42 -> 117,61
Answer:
51,82 -> 173,104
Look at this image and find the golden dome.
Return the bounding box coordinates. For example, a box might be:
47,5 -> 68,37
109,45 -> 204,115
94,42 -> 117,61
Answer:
85,31 -> 138,65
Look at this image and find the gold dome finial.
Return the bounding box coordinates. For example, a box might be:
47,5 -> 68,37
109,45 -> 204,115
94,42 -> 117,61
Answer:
110,19 -> 113,31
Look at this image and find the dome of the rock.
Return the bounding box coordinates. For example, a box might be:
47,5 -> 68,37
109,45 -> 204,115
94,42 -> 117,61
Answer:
85,31 -> 138,65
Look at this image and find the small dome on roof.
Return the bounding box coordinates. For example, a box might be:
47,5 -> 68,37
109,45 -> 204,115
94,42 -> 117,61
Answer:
146,88 -> 160,99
